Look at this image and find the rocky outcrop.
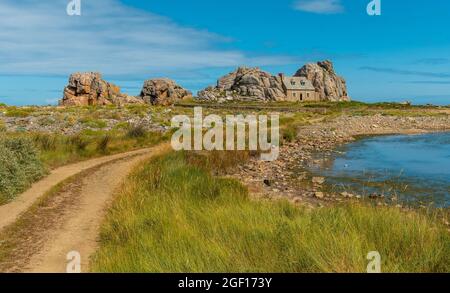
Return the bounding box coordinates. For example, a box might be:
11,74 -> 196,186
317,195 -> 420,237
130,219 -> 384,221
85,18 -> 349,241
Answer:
198,61 -> 350,102
60,72 -> 143,106
295,60 -> 350,101
140,78 -> 192,106
198,67 -> 286,102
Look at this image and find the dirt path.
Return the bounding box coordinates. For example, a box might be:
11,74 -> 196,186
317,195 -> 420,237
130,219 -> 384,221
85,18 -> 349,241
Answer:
0,144 -> 169,273
0,148 -> 158,231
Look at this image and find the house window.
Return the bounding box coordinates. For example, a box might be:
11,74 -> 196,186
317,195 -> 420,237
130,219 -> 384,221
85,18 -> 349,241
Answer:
307,93 -> 310,97
300,94 -> 303,101
293,92 -> 296,97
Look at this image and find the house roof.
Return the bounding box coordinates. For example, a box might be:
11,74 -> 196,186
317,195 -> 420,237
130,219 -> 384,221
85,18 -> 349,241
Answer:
281,76 -> 315,91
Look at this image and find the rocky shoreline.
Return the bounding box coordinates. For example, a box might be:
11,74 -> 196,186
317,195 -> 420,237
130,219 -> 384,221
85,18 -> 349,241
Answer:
229,113 -> 450,208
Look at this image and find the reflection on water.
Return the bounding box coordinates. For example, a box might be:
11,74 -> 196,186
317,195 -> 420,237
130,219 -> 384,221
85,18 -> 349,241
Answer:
310,132 -> 450,207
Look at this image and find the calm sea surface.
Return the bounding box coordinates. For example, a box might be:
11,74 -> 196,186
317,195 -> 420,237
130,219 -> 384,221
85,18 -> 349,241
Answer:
310,132 -> 450,207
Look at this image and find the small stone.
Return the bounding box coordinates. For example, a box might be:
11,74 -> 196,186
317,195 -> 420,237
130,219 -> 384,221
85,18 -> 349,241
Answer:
312,177 -> 325,185
314,192 -> 324,199
340,192 -> 349,197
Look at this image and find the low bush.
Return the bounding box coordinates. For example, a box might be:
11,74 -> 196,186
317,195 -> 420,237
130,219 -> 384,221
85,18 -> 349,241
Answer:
0,136 -> 46,204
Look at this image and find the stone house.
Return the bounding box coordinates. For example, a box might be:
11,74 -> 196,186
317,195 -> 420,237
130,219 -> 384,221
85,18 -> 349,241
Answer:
279,74 -> 318,102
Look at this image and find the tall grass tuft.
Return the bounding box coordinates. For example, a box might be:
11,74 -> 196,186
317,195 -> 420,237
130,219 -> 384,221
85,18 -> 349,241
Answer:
91,151 -> 450,273
281,125 -> 297,143
68,135 -> 89,151
126,124 -> 146,138
0,120 -> 6,132
96,135 -> 111,153
33,134 -> 58,151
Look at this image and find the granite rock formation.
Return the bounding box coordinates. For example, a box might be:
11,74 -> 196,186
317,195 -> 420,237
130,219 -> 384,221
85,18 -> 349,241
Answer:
294,60 -> 350,101
198,61 -> 350,102
198,67 -> 286,102
60,72 -> 143,106
140,78 -> 192,106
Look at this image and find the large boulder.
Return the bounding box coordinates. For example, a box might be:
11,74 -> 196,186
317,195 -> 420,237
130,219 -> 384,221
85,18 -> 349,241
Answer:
198,67 -> 286,102
60,72 -> 143,106
294,60 -> 350,101
140,78 -> 192,106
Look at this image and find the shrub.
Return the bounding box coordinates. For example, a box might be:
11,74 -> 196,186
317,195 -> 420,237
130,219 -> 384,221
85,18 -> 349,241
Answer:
0,137 -> 46,204
126,124 -> 146,138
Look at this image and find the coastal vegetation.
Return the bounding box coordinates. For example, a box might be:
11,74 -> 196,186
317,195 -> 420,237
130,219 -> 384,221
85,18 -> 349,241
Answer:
91,151 -> 450,272
0,136 -> 46,205
0,126 -> 168,204
1,100 -> 449,272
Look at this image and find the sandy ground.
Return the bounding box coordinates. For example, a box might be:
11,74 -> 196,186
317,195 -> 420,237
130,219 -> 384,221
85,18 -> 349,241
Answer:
0,144 -> 168,273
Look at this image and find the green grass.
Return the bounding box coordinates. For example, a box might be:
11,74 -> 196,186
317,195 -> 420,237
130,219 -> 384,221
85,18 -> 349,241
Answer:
29,130 -> 168,169
281,124 -> 297,143
5,107 -> 34,118
0,120 -> 5,132
80,117 -> 108,129
91,151 -> 450,273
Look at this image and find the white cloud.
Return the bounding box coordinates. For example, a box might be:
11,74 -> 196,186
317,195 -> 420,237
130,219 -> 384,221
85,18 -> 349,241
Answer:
294,0 -> 344,14
0,0 -> 296,77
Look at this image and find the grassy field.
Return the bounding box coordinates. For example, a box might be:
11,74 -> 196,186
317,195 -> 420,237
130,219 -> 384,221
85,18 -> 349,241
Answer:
30,127 -> 168,168
2,101 -> 450,272
91,151 -> 450,273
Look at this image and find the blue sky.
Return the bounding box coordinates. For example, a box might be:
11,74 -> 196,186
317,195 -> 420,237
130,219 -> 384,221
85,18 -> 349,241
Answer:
0,0 -> 449,105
